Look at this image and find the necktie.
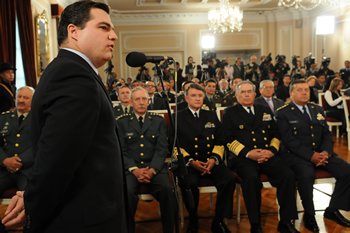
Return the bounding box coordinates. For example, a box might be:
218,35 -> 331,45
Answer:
18,115 -> 24,126
267,98 -> 274,112
223,91 -> 226,95
139,116 -> 143,129
247,107 -> 254,116
125,107 -> 128,114
150,98 -> 153,110
302,106 -> 311,122
194,112 -> 199,118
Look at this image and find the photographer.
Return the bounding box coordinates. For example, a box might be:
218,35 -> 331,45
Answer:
215,59 -> 228,81
259,54 -> 274,81
274,55 -> 290,85
218,57 -> 233,80
182,56 -> 197,81
318,57 -> 335,79
233,57 -> 244,79
290,59 -> 305,81
245,55 -> 260,82
136,66 -> 151,81
305,62 -> 319,78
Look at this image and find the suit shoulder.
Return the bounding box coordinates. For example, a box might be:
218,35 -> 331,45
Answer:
276,103 -> 289,112
116,113 -> 132,121
0,111 -> 13,116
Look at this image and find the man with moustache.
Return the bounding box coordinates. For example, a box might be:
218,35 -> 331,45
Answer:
117,87 -> 175,233
2,1 -> 128,232
0,87 -> 34,233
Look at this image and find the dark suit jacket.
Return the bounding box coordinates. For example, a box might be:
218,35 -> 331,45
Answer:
168,108 -> 224,163
0,111 -> 33,178
155,91 -> 176,103
254,96 -> 284,112
117,112 -> 168,174
110,92 -> 118,101
222,104 -> 280,159
276,85 -> 290,102
25,49 -> 128,232
276,101 -> 333,164
340,68 -> 350,85
0,81 -> 16,113
148,96 -> 166,110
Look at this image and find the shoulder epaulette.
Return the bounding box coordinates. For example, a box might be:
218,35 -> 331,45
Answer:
116,113 -> 132,120
149,112 -> 162,117
309,102 -> 319,106
1,111 -> 12,115
277,104 -> 289,111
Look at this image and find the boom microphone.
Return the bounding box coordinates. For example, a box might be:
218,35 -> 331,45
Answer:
125,51 -> 173,67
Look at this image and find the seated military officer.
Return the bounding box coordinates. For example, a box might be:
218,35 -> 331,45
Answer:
222,78 -> 242,107
112,85 -> 132,117
215,79 -> 229,98
222,80 -> 299,233
0,86 -> 35,231
276,80 -> 350,232
116,87 -> 175,233
168,83 -> 236,233
203,79 -> 223,111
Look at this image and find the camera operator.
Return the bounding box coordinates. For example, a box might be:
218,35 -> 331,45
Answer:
245,55 -> 260,82
318,57 -> 335,79
221,57 -> 233,80
233,57 -> 244,79
195,65 -> 203,81
290,59 -> 305,81
259,54 -> 274,81
175,62 -> 184,92
340,60 -> 350,86
215,59 -> 228,81
182,56 -> 197,81
274,55 -> 290,85
136,66 -> 151,81
305,62 -> 319,78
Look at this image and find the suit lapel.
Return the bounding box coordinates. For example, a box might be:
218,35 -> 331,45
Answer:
18,112 -> 30,132
183,108 -> 200,132
308,103 -> 318,125
198,109 -> 208,134
129,113 -> 141,132
290,102 -> 310,124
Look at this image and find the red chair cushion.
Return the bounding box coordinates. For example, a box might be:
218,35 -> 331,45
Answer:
326,117 -> 341,122
1,188 -> 17,199
315,169 -> 333,179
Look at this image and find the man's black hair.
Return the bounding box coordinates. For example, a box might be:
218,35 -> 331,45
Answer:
58,0 -> 110,46
205,78 -> 216,86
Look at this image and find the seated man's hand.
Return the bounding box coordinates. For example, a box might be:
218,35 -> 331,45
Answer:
132,168 -> 150,183
3,157 -> 23,173
258,150 -> 274,163
311,152 -> 328,166
142,167 -> 154,182
2,191 -> 26,228
200,159 -> 216,176
247,149 -> 262,161
190,160 -> 209,175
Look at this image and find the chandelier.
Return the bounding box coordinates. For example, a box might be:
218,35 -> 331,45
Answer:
278,0 -> 339,10
208,0 -> 243,33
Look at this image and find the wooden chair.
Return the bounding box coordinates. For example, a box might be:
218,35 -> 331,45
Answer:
0,188 -> 17,205
169,103 -> 176,112
216,106 -> 227,121
342,97 -> 350,150
112,100 -> 121,107
318,92 -> 342,137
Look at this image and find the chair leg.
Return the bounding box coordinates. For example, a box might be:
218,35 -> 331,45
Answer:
336,125 -> 339,138
210,193 -> 213,210
177,185 -> 185,230
236,183 -> 241,224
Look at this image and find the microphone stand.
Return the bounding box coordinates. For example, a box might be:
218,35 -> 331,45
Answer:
152,61 -> 195,233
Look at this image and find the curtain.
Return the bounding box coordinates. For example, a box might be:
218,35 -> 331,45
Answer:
16,0 -> 37,88
0,0 -> 16,69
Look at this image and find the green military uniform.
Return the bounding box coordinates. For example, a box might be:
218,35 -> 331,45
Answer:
116,112 -> 175,233
202,94 -> 223,111
112,104 -> 133,118
222,91 -> 238,107
0,110 -> 33,193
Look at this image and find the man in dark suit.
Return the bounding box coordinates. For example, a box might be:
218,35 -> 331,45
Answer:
277,74 -> 292,102
155,80 -> 176,103
340,60 -> 350,86
276,80 -> 350,232
314,74 -> 326,92
2,1 -> 128,232
109,81 -> 122,101
0,63 -> 16,113
117,87 -> 175,233
113,86 -> 133,117
145,80 -> 166,110
255,80 -> 284,112
169,83 -> 236,233
233,58 -> 245,80
0,87 -> 34,232
222,80 -> 299,233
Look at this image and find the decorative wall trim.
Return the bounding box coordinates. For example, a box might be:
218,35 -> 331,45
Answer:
278,25 -> 293,57
124,35 -> 182,50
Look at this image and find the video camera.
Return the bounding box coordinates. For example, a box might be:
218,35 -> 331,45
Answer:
304,53 -> 315,71
159,59 -> 174,70
215,59 -> 227,70
139,66 -> 148,72
321,56 -> 331,69
276,54 -> 286,63
202,50 -> 217,65
292,55 -> 300,68
263,53 -> 272,64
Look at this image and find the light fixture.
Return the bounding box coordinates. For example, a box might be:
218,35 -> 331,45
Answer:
208,0 -> 243,33
202,36 -> 215,49
278,0 -> 339,10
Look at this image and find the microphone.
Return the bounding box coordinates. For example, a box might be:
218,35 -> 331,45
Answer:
125,51 -> 173,67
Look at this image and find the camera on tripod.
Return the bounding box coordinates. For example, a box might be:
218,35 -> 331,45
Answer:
202,51 -> 217,65
322,57 -> 331,68
159,59 -> 174,70
292,55 -> 300,68
304,53 -> 315,71
263,53 -> 272,64
276,54 -> 286,63
139,66 -> 148,72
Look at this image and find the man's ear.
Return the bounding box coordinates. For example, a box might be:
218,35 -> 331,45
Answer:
67,24 -> 79,41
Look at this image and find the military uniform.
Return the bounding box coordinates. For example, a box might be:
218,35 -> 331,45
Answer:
202,94 -> 223,111
276,101 -> 350,215
222,104 -> 298,226
0,81 -> 16,113
112,104 -> 133,118
222,91 -> 238,107
168,108 -> 236,227
116,112 -> 175,233
214,89 -> 228,98
0,111 -> 33,194
155,91 -> 176,103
